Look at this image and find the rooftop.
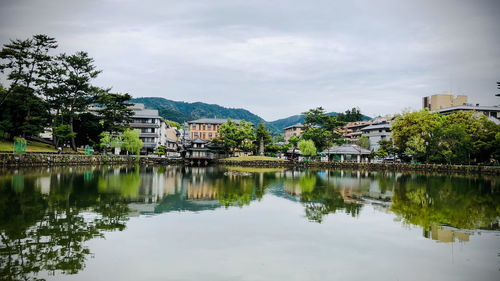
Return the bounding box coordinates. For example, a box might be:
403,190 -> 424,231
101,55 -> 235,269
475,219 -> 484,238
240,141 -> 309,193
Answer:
188,118 -> 243,124
362,123 -> 391,131
283,123 -> 304,130
322,144 -> 371,155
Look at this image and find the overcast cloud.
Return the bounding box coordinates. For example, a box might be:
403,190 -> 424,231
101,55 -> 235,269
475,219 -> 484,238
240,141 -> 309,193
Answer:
0,0 -> 499,120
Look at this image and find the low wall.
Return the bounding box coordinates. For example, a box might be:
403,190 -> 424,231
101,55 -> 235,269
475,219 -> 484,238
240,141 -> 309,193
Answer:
215,160 -> 500,175
0,153 -> 182,167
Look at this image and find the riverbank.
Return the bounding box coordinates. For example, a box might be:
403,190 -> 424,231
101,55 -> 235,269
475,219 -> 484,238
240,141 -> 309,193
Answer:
0,153 -> 182,167
215,159 -> 500,176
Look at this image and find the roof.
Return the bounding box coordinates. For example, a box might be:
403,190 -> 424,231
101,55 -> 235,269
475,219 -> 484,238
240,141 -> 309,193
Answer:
322,144 -> 371,155
361,123 -> 391,131
435,105 -> 500,113
130,103 -> 162,119
191,137 -> 208,144
345,121 -> 371,129
187,118 -> 243,124
284,123 -> 304,130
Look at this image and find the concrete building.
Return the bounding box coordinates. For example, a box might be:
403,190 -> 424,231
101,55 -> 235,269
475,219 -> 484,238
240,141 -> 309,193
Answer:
422,92 -> 468,110
361,115 -> 393,152
187,118 -> 243,141
342,121 -> 372,142
130,103 -> 166,153
284,123 -> 304,142
434,105 -> 500,120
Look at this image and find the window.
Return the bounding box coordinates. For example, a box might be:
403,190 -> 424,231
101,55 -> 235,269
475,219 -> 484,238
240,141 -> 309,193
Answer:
203,125 -> 206,130
203,132 -> 206,138
208,124 -> 212,129
194,132 -> 199,136
209,132 -> 212,137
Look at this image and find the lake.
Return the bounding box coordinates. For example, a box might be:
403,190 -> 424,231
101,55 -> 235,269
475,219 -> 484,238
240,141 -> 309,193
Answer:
0,165 -> 499,281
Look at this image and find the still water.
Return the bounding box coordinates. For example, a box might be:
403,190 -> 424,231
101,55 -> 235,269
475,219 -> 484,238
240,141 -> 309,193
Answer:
0,165 -> 499,281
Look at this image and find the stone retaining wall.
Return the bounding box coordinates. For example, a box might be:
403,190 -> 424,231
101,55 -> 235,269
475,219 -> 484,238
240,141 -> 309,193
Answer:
0,153 -> 182,167
215,160 -> 500,175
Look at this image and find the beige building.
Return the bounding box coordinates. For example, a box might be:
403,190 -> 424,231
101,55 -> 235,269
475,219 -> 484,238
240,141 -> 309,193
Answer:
284,123 -> 304,142
422,92 -> 468,110
188,118 -> 248,141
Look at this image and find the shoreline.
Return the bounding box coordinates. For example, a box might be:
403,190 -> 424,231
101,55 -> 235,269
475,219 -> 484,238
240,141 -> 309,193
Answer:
1,153 -> 499,176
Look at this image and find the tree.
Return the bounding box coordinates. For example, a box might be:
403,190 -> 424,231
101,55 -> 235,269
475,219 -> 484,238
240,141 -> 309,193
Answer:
121,129 -> 142,155
95,90 -> 134,133
337,107 -> 363,122
217,119 -> 255,153
73,112 -> 104,147
255,123 -> 272,155
301,107 -> 344,151
49,52 -> 101,151
165,120 -> 182,129
391,109 -> 445,163
376,140 -> 396,159
53,124 -> 76,148
0,34 -> 57,106
356,136 -> 370,149
298,139 -> 317,157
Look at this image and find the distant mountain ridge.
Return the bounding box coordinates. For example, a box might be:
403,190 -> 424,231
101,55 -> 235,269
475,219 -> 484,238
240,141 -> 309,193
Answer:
131,97 -> 370,134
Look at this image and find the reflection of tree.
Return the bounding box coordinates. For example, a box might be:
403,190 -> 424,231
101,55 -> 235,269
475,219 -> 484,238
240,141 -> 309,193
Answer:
285,171 -> 362,223
391,175 -> 500,231
0,168 -> 132,281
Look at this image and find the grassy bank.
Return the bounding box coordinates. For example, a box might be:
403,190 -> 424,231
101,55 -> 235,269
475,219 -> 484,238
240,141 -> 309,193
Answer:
219,156 -> 284,162
0,140 -> 84,153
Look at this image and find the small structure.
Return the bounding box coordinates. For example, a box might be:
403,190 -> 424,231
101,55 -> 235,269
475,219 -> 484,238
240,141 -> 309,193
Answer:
284,123 -> 304,142
185,138 -> 210,160
322,144 -> 370,163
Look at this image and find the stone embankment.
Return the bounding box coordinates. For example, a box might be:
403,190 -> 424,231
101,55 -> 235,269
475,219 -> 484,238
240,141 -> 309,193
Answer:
215,159 -> 500,175
0,153 -> 182,167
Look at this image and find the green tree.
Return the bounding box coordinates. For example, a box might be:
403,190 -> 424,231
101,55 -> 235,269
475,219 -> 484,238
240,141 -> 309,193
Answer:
301,107 -> 344,151
95,90 -> 134,133
121,129 -> 143,155
0,34 -> 57,106
165,120 -> 182,129
298,139 -> 317,157
53,124 -> 76,148
337,107 -> 363,122
356,135 -> 370,149
255,123 -> 272,154
391,109 -> 445,163
217,119 -> 255,153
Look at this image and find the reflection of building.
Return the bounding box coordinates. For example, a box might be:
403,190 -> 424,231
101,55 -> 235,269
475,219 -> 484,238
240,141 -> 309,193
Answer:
422,92 -> 468,110
423,225 -> 471,243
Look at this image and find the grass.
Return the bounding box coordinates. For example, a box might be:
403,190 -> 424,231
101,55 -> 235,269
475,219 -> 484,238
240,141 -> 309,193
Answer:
224,166 -> 285,173
0,140 -> 84,153
219,155 -> 285,162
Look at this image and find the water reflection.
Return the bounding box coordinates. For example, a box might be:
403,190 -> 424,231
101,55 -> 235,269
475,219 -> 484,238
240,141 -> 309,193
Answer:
0,166 -> 499,280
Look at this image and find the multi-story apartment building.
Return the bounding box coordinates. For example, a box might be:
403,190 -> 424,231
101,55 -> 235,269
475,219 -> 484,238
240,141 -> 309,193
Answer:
187,118 -> 243,141
342,121 -> 372,142
284,123 -> 304,142
422,92 -> 468,110
130,103 -> 167,153
361,115 -> 393,152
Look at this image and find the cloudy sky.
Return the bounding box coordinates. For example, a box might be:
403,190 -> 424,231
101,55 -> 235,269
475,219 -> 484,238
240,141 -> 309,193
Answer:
0,0 -> 499,120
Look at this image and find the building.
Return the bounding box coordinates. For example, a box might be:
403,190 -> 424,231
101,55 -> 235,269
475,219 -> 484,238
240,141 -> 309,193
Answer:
284,123 -> 304,142
130,103 -> 167,153
342,121 -> 372,142
361,116 -> 393,152
187,118 -> 243,141
422,92 -> 468,110
322,144 -> 371,162
434,105 -> 500,120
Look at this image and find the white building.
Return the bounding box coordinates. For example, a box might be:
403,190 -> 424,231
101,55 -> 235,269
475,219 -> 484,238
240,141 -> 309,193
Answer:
361,115 -> 393,152
129,103 -> 167,153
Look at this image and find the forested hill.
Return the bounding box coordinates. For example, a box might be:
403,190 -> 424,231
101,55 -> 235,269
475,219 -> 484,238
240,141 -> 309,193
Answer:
131,97 -> 370,134
131,97 -> 280,132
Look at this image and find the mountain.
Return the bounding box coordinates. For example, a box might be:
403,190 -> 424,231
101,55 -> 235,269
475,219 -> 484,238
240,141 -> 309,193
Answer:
131,97 -> 280,133
131,97 -> 370,134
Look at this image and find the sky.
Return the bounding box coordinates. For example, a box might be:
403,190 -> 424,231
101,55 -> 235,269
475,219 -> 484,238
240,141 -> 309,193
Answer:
0,0 -> 499,121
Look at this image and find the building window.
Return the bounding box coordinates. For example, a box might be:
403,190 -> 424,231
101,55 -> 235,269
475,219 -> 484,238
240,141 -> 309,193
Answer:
203,132 -> 206,138
207,124 -> 211,129
203,124 -> 206,130
194,132 -> 199,137
209,133 -> 212,137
